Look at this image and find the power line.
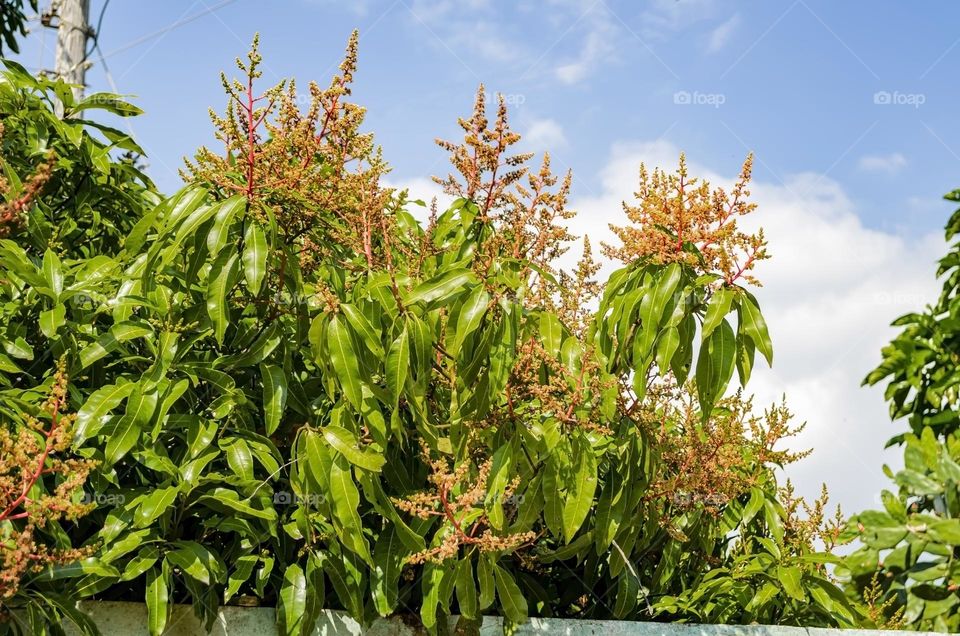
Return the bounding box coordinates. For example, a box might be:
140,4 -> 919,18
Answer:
99,0 -> 239,61
80,0 -> 111,65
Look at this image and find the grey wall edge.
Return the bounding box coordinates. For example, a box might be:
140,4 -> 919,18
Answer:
68,602 -> 940,636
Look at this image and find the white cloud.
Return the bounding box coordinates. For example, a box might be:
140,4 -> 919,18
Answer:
554,4 -> 618,85
707,14 -> 741,53
524,118 -> 568,151
565,139 -> 944,515
858,152 -> 908,174
406,0 -> 527,65
385,176 -> 453,223
640,0 -> 719,40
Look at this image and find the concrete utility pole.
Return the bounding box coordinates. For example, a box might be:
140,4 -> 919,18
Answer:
53,0 -> 91,100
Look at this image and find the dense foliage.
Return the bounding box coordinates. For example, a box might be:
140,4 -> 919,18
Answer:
0,1 -> 35,56
845,187 -> 960,631
0,32 -> 943,635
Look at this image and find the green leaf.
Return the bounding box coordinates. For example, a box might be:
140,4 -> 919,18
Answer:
243,221 -> 268,295
278,564 -> 308,636
327,314 -> 364,411
221,437 -> 254,480
206,250 -> 239,345
928,519 -> 960,544
456,558 -> 479,620
75,380 -> 135,444
386,326 -> 410,405
225,556 -> 258,603
746,581 -> 779,612
477,554 -> 495,610
742,488 -> 765,526
695,318 -> 736,414
145,566 -> 168,636
261,363 -> 288,435
323,425 -> 385,472
406,268 -> 475,306
167,190 -> 216,238
450,285 -> 489,356
655,326 -> 680,372
735,330 -> 756,385
74,93 -> 144,117
3,336 -> 32,361
539,311 -> 564,358
651,263 -> 682,325
341,303 -> 385,359
39,303 -> 66,338
329,455 -> 372,565
777,565 -> 805,601
42,248 -> 63,297
217,322 -> 281,369
493,565 -> 528,623
206,195 -> 244,256
372,527 -> 405,616
104,416 -> 141,466
563,433 -> 599,543
739,290 -> 773,365
134,486 -> 178,528
194,488 -> 276,521
702,287 -> 734,338
42,557 -> 119,580
166,541 -> 224,586
78,321 -> 153,368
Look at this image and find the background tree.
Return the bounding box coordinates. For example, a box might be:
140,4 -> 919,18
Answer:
844,187 -> 960,631
0,1 -> 35,55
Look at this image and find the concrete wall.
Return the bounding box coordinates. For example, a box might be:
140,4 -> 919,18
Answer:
72,602 -> 935,636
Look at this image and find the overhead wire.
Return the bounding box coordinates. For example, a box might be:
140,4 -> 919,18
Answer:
99,0 -> 240,61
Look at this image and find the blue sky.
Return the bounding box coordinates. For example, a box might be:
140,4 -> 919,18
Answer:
12,0 -> 960,512
14,0 -> 960,234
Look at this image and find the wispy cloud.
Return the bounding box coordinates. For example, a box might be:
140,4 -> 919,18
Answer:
858,152 -> 907,174
405,0 -> 529,67
639,0 -> 718,40
549,1 -> 618,85
524,118 -> 568,150
707,13 -> 741,52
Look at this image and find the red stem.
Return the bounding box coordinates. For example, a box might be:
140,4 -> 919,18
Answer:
0,402 -> 60,522
245,74 -> 256,199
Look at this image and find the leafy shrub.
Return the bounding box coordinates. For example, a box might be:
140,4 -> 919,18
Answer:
0,36 -> 860,634
846,186 -> 960,630
844,428 -> 960,631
